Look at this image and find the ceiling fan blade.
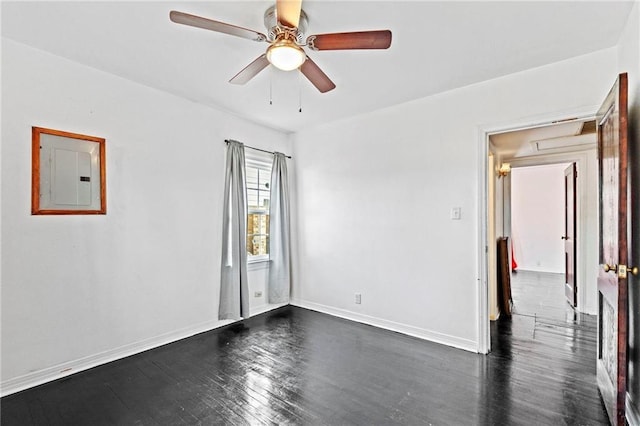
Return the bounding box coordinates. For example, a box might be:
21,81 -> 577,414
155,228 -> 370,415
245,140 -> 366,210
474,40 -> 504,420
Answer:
276,0 -> 301,28
229,54 -> 270,85
170,11 -> 267,42
306,30 -> 392,51
300,56 -> 336,93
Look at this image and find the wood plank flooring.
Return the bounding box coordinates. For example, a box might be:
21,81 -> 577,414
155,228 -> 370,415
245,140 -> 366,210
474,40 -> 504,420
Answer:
2,275 -> 608,425
511,270 -> 574,320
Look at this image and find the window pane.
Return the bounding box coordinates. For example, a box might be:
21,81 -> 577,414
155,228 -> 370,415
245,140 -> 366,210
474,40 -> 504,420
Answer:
259,191 -> 270,209
247,188 -> 260,210
247,235 -> 269,256
247,212 -> 269,256
259,168 -> 271,187
247,166 -> 270,190
246,167 -> 259,189
246,162 -> 271,259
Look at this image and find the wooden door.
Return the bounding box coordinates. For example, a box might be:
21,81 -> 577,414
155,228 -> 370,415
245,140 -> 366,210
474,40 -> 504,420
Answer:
564,163 -> 577,307
597,73 -> 629,426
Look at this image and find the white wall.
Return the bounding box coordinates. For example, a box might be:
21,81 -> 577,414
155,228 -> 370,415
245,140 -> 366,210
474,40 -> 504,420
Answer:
511,164 -> 568,273
0,39 -> 289,394
291,47 -> 617,351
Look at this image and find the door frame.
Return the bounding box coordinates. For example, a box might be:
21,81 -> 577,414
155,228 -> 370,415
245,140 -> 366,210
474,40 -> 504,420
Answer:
477,106 -> 598,353
564,162 -> 578,307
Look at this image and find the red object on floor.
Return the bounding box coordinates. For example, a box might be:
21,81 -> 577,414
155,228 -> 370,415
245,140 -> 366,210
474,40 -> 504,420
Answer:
511,241 -> 518,271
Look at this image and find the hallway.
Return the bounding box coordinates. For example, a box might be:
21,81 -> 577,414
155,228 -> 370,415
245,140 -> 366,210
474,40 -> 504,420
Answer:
488,270 -> 609,424
510,270 -> 574,320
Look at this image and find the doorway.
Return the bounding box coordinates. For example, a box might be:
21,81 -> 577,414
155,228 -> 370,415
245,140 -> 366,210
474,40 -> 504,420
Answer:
479,115 -> 599,353
509,163 -> 573,319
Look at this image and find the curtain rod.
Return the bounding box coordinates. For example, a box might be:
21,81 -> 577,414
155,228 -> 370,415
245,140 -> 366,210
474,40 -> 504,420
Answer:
225,139 -> 292,159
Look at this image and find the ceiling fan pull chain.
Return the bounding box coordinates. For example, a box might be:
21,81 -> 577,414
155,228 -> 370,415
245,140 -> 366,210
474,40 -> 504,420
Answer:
298,71 -> 303,113
269,69 -> 273,105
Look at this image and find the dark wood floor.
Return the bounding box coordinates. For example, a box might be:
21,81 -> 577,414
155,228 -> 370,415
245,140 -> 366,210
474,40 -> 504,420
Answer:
2,275 -> 608,425
511,270 -> 574,320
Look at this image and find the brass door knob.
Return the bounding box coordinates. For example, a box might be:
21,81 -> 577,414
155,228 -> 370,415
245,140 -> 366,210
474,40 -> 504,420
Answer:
603,264 -> 639,277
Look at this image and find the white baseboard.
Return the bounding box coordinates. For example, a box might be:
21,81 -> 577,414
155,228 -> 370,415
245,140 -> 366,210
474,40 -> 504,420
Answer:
250,302 -> 288,316
2,301 -> 473,396
0,303 -> 287,397
290,299 -> 477,353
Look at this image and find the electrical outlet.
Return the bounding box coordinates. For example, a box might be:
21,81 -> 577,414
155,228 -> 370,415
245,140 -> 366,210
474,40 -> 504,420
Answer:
355,293 -> 362,304
254,291 -> 263,298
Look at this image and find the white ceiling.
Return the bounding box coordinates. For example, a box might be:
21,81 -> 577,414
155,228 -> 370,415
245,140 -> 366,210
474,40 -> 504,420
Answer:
1,1 -> 635,133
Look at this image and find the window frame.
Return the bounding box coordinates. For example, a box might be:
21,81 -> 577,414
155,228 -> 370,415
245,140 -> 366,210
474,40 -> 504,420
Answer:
245,155 -> 272,264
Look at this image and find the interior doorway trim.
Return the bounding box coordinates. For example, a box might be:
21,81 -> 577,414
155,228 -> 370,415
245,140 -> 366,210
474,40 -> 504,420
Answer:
508,153 -> 591,306
476,106 -> 598,354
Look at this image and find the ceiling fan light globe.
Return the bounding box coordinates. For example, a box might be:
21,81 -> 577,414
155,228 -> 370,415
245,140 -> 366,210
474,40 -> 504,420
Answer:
266,42 -> 305,71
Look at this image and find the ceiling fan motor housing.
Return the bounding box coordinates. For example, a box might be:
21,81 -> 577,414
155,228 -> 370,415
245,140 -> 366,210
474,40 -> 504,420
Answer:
264,5 -> 308,44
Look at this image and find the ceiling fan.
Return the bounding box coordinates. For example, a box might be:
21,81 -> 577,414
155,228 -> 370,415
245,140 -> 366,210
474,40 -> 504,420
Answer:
169,0 -> 392,93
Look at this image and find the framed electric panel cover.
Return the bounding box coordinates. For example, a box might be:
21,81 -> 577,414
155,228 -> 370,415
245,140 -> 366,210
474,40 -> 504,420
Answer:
32,127 -> 106,215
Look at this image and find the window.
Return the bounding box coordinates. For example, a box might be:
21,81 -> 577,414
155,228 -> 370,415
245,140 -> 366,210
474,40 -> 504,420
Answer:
246,158 -> 271,262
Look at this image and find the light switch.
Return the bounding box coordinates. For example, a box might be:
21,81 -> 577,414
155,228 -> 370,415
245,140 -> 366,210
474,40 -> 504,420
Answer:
451,207 -> 461,220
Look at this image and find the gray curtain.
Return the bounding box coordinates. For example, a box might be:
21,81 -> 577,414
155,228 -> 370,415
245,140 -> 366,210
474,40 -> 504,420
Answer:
268,152 -> 291,303
219,141 -> 249,320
